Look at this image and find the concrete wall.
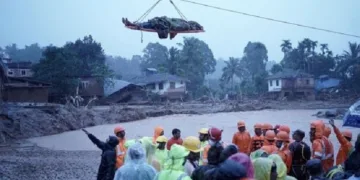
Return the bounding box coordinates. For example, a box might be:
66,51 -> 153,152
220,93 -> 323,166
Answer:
268,79 -> 282,92
148,81 -> 185,95
4,87 -> 49,102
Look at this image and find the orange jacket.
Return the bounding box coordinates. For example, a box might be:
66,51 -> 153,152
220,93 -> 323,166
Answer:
310,120 -> 334,172
333,126 -> 353,165
276,143 -> 292,173
153,126 -> 164,144
250,135 -> 264,152
115,138 -> 126,169
232,131 -> 251,155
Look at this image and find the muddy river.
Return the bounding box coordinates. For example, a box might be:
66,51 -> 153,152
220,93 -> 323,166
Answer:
29,110 -> 359,152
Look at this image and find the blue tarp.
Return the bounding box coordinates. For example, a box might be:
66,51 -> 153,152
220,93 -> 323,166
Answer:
343,100 -> 360,128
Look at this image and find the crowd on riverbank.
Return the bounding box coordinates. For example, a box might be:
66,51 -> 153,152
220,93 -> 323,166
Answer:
83,119 -> 360,180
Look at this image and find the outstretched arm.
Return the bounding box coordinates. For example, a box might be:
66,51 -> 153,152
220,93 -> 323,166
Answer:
329,120 -> 349,147
83,129 -> 106,150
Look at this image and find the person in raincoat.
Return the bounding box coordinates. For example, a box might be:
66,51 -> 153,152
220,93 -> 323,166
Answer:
268,154 -> 296,180
254,157 -> 278,180
289,129 -> 311,180
262,123 -> 273,136
114,142 -> 157,180
151,136 -> 169,171
310,120 -> 334,172
232,120 -> 252,155
198,128 -> 209,165
204,159 -> 247,180
250,149 -> 268,163
274,131 -> 292,173
329,119 -> 353,165
167,128 -> 183,150
203,127 -> 223,165
82,129 -> 118,180
191,142 -> 224,180
154,144 -> 191,180
114,126 -> 127,169
345,133 -> 360,175
306,159 -> 326,180
229,153 -> 255,178
251,123 -> 265,152
262,130 -> 279,154
183,136 -> 202,176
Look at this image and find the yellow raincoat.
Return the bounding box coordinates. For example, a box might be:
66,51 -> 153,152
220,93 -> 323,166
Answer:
254,157 -> 296,180
154,144 -> 191,180
152,149 -> 169,171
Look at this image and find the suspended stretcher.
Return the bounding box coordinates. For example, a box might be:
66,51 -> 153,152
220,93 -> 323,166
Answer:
123,0 -> 204,40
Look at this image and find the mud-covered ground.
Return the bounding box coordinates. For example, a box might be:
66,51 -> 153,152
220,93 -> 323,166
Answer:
0,147 -> 100,180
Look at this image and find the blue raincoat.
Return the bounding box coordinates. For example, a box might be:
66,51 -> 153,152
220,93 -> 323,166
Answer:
114,142 -> 157,180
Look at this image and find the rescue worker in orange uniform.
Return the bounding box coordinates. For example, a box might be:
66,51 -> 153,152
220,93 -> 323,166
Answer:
114,126 -> 127,169
203,127 -> 223,165
278,125 -> 290,134
232,121 -> 251,155
153,126 -> 164,144
324,125 -> 332,138
261,130 -> 278,154
329,119 -> 353,165
310,120 -> 334,172
262,123 -> 273,136
275,131 -> 292,173
250,123 -> 265,152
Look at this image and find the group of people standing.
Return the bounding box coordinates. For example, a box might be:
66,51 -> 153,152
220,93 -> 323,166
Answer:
82,119 -> 360,180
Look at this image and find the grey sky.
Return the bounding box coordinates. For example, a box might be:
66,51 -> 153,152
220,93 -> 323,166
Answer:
1,0 -> 359,62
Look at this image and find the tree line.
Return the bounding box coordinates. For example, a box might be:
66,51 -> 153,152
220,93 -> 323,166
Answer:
220,39 -> 360,97
1,36 -> 359,99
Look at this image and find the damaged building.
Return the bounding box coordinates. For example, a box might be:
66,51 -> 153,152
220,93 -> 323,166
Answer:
102,79 -> 145,104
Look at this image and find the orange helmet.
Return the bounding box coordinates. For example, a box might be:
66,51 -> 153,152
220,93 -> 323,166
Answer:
237,121 -> 246,127
276,131 -> 290,142
265,130 -> 276,141
262,123 -> 273,130
342,130 -> 352,139
114,126 -> 125,134
278,125 -> 290,134
254,123 -> 263,129
324,126 -> 331,138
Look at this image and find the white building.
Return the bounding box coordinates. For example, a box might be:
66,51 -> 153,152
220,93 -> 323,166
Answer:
131,71 -> 188,99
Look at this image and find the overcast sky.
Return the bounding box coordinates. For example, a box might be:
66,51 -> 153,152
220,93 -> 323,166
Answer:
1,0 -> 359,62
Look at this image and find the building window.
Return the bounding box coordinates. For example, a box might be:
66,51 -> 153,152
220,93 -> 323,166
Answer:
8,71 -> 13,75
21,70 -> 26,75
306,79 -> 310,85
170,82 -> 176,89
276,80 -> 279,86
158,83 -> 164,90
81,81 -> 90,89
269,80 -> 273,86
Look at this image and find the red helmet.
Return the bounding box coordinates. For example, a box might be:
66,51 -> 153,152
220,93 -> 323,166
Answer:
209,127 -> 222,141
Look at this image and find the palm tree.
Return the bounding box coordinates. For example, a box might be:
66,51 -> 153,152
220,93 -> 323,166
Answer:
320,44 -> 328,55
280,40 -> 292,54
221,57 -> 243,90
337,42 -> 360,74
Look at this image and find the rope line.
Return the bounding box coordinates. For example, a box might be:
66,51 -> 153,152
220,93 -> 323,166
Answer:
135,0 -> 162,23
170,0 -> 187,20
180,0 -> 360,39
